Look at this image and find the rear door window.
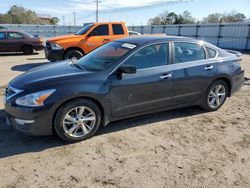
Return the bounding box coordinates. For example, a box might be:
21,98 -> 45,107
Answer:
0,32 -> 5,40
112,24 -> 124,35
7,32 -> 24,39
173,42 -> 205,64
91,24 -> 109,36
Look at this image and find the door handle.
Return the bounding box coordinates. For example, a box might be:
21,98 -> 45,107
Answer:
204,65 -> 214,70
103,39 -> 110,42
160,73 -> 172,79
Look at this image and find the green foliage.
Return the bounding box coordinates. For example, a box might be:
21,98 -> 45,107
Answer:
0,5 -> 59,25
202,10 -> 247,23
148,10 -> 196,25
148,10 -> 249,25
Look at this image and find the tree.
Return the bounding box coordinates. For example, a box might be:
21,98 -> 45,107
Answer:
50,17 -> 60,25
202,10 -> 247,23
148,10 -> 196,25
0,5 -> 59,25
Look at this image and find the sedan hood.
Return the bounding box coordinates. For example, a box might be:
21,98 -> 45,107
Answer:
10,61 -> 88,89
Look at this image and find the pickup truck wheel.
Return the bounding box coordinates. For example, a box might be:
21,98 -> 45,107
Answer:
64,50 -> 83,60
54,99 -> 101,142
23,46 -> 34,55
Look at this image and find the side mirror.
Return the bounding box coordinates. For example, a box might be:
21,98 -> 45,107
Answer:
117,64 -> 137,74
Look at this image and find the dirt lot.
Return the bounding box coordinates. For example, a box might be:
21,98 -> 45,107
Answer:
0,52 -> 249,188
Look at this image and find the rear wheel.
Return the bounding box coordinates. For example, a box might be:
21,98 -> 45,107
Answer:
64,50 -> 83,60
201,80 -> 228,111
54,99 -> 101,142
22,46 -> 34,55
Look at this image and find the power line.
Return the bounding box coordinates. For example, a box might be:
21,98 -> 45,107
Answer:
100,0 -> 194,13
76,0 -> 194,21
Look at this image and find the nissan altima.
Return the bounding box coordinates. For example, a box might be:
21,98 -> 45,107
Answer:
4,36 -> 244,142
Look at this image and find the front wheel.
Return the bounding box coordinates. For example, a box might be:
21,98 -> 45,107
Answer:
201,80 -> 228,111
54,99 -> 101,142
64,50 -> 83,60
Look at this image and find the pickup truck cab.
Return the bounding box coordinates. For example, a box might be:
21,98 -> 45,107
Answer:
45,22 -> 129,61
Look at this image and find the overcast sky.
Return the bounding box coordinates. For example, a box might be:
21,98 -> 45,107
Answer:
1,0 -> 250,26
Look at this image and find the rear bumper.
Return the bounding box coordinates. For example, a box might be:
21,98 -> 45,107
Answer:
231,69 -> 245,95
33,44 -> 45,51
45,48 -> 64,62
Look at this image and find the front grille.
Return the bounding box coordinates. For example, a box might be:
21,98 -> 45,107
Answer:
5,85 -> 23,99
46,41 -> 52,51
5,87 -> 16,98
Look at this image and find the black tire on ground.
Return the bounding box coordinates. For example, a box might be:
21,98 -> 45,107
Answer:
201,80 -> 228,111
22,46 -> 34,55
54,99 -> 101,142
64,50 -> 83,60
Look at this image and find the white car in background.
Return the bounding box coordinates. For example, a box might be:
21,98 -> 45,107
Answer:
128,31 -> 142,36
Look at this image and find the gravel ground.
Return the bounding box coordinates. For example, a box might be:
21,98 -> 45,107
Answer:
0,51 -> 249,188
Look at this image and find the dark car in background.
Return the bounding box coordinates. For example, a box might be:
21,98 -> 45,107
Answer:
4,36 -> 244,142
0,30 -> 44,54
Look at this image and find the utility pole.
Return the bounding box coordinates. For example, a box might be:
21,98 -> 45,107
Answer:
73,12 -> 76,26
63,16 -> 65,26
93,0 -> 101,22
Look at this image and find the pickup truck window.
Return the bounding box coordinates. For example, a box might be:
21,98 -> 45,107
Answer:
91,24 -> 109,36
77,41 -> 131,71
112,24 -> 124,35
75,23 -> 94,35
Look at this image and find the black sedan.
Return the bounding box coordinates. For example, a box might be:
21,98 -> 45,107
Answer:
4,36 -> 244,142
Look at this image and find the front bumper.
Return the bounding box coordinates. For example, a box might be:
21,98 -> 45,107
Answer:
4,100 -> 53,136
45,47 -> 64,62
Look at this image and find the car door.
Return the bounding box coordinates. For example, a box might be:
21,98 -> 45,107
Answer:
170,42 -> 217,105
109,43 -> 173,117
0,31 -> 6,52
6,32 -> 25,52
84,24 -> 111,53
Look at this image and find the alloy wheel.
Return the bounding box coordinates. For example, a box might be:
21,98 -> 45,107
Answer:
207,84 -> 226,109
62,106 -> 96,138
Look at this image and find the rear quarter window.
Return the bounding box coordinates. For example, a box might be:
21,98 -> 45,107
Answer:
112,24 -> 124,35
206,47 -> 217,58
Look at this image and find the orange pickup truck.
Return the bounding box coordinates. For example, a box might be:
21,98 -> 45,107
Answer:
45,22 -> 129,61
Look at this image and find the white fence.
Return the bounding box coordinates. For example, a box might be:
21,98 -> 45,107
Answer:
1,22 -> 250,50
128,22 -> 250,50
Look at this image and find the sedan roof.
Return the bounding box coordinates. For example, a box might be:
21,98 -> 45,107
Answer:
116,35 -> 198,45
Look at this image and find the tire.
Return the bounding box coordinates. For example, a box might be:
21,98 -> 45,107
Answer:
54,99 -> 101,142
22,46 -> 34,55
201,80 -> 228,111
64,50 -> 83,60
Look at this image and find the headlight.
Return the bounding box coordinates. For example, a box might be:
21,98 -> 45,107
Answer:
51,43 -> 63,50
16,89 -> 56,107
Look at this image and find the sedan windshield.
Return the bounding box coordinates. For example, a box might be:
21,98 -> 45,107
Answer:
75,24 -> 94,35
77,41 -> 135,71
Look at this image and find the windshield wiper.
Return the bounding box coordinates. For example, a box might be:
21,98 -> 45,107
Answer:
68,59 -> 85,71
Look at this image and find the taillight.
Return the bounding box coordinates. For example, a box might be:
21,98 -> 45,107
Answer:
39,38 -> 44,43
